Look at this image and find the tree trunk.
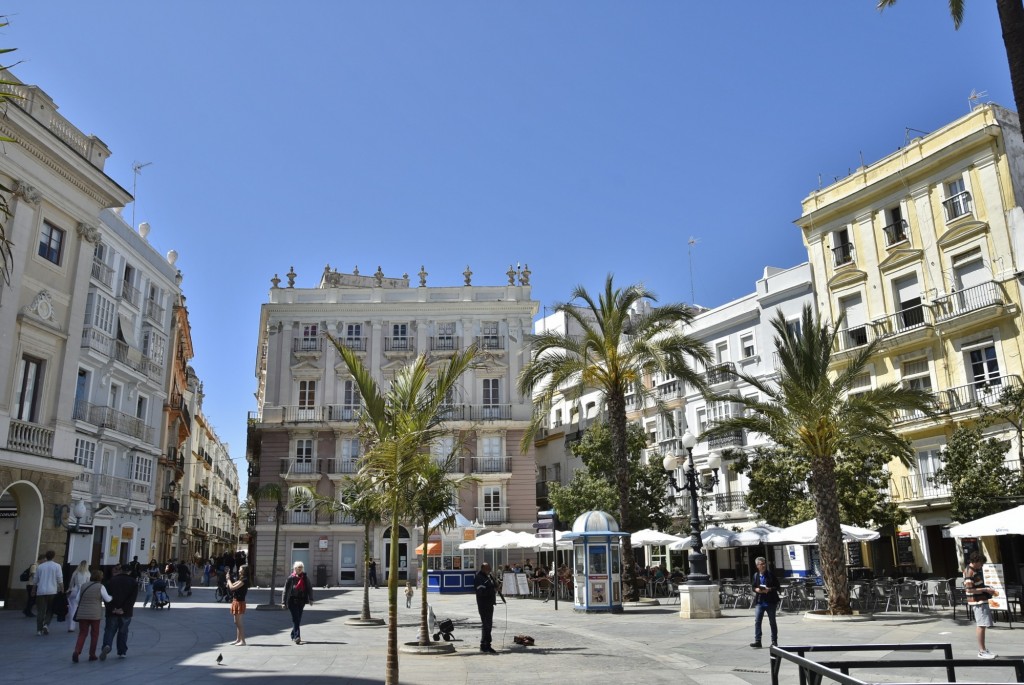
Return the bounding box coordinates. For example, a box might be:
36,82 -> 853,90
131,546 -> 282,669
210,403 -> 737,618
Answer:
268,502 -> 282,605
360,522 -> 371,621
418,520 -> 430,645
997,0 -> 1024,146
810,454 -> 851,614
385,510 -> 400,685
608,392 -> 638,601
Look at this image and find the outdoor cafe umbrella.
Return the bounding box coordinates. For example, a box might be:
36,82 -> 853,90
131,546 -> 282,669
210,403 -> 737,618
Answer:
630,528 -> 688,547
765,519 -> 879,545
668,526 -> 739,550
947,504 -> 1024,537
734,525 -> 782,547
458,530 -> 523,550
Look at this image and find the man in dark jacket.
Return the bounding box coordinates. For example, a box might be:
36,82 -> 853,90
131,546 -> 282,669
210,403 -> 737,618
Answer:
750,556 -> 780,648
474,562 -> 504,653
101,564 -> 139,660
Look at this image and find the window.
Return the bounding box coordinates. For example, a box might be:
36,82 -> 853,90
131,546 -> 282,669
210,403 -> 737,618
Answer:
482,378 -> 501,418
893,274 -> 923,329
391,323 -> 409,349
132,455 -> 153,482
345,323 -> 363,350
968,344 -> 1000,387
839,293 -> 867,348
707,400 -> 739,425
136,396 -> 148,422
481,321 -> 499,349
74,438 -> 96,469
480,436 -> 503,471
553,409 -> 563,427
740,333 -> 756,359
883,205 -> 908,246
785,318 -> 801,339
38,221 -> 65,265
341,438 -> 360,465
432,436 -> 455,466
143,329 -> 166,364
291,498 -> 312,524
913,448 -> 944,498
715,341 -> 729,363
294,438 -> 314,473
952,248 -> 990,292
695,408 -> 708,436
902,359 -> 932,392
943,177 -> 972,221
122,264 -> 139,305
831,227 -> 854,266
109,383 -> 121,411
342,380 -> 361,413
299,380 -> 316,408
848,372 -> 872,398
300,323 -> 319,351
88,292 -> 116,335
482,485 -> 503,523
14,355 -> 44,422
435,322 -> 456,350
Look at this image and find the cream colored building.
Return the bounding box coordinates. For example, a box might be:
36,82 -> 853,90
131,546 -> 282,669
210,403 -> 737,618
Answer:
0,70 -> 131,602
796,103 -> 1024,577
247,265 -> 538,586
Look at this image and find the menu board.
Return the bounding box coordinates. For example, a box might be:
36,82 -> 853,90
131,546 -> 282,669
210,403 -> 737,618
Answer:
896,532 -> 915,565
983,563 -> 1007,611
846,541 -> 863,567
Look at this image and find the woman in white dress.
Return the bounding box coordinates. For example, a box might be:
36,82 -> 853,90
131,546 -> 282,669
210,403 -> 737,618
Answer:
66,560 -> 90,633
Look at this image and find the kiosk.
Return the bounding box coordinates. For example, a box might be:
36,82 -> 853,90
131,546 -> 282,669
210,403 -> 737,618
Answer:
563,510 -> 629,613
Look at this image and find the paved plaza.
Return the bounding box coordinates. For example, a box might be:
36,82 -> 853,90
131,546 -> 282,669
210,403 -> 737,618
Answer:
0,585 -> 1021,684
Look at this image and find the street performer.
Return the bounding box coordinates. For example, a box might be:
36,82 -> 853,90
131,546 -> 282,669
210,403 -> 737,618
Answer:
474,562 -> 505,653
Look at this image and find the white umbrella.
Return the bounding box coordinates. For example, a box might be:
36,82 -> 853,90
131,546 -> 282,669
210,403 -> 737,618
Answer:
533,530 -> 574,551
947,505 -> 1024,537
668,526 -> 739,550
734,525 -> 782,547
459,530 -> 522,550
630,528 -> 687,547
765,519 -> 879,545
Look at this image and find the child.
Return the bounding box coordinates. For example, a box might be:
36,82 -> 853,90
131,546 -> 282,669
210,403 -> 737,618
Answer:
405,581 -> 414,608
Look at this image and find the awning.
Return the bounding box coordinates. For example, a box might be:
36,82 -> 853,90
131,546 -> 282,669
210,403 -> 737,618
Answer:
414,542 -> 441,556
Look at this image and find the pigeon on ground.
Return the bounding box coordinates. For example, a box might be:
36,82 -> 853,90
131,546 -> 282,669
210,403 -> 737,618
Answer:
216,653 -> 223,665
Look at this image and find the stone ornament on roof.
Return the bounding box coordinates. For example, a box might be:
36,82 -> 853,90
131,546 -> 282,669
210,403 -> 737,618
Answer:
463,265 -> 472,286
418,265 -> 428,287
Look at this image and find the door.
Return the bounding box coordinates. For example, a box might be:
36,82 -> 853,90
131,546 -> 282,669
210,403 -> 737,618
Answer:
291,542 -> 310,573
893,275 -> 923,329
339,542 -> 356,582
383,526 -> 410,581
840,294 -> 867,348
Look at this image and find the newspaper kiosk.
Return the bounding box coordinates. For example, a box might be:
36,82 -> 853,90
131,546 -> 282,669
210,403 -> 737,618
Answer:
563,510 -> 629,613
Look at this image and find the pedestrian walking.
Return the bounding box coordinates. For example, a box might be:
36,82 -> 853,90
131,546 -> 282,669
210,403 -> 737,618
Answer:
71,570 -> 110,663
66,560 -> 90,633
33,550 -> 64,636
282,562 -> 314,644
227,565 -> 249,646
100,563 -> 139,660
474,562 -> 504,653
405,580 -> 414,608
749,557 -> 780,649
964,551 -> 999,659
22,557 -> 41,618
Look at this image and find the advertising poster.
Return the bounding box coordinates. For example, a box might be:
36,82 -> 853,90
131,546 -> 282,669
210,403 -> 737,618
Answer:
983,563 -> 1007,611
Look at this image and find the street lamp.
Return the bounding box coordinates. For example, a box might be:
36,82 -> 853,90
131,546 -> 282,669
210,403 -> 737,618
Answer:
663,430 -> 714,585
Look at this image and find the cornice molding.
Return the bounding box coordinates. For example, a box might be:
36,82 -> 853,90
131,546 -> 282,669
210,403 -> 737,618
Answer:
878,248 -> 924,273
827,267 -> 868,291
936,219 -> 989,250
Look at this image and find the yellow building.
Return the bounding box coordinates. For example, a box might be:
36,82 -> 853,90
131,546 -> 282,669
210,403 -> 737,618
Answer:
796,104 -> 1024,578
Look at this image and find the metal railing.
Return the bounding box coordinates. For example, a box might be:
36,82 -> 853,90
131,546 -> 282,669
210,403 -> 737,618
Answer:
476,335 -> 505,351
476,506 -> 510,525
97,474 -> 153,503
931,280 -> 1001,321
831,242 -> 854,266
339,336 -> 366,352
432,456 -> 465,472
882,219 -> 908,246
873,305 -> 927,337
941,374 -> 1022,413
383,337 -> 413,352
942,190 -> 972,221
280,457 -> 320,476
703,363 -> 735,386
709,492 -> 746,513
73,400 -> 152,442
708,429 -> 745,449
91,259 -> 114,287
471,456 -> 512,473
327,404 -> 361,422
292,337 -> 322,352
837,326 -> 869,351
429,336 -> 460,351
159,497 -> 181,515
6,419 -> 54,457
327,458 -> 359,475
145,299 -> 164,324
899,469 -> 951,500
120,281 -> 141,307
332,511 -> 357,525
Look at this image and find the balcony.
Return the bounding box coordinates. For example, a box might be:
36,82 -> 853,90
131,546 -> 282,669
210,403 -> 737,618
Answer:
157,497 -> 181,517
874,305 -> 928,338
837,325 -> 870,351
289,510 -> 313,525
942,374 -> 1022,413
280,457 -> 322,481
6,419 -> 55,457
97,474 -> 153,504
942,190 -> 972,222
81,326 -> 114,356
931,281 -> 1002,322
897,469 -> 950,501
655,380 -> 685,401
91,258 -> 114,287
113,340 -> 162,380
120,281 -> 141,307
831,242 -> 855,267
292,337 -> 322,353
431,456 -> 465,473
703,362 -> 736,386
707,492 -> 747,515
283,406 -> 326,422
327,458 -> 360,475
476,506 -> 509,525
476,335 -> 505,351
383,337 -> 413,353
145,299 -> 164,325
73,400 -> 153,443
882,219 -> 909,247
337,336 -> 366,352
471,456 -> 512,473
327,404 -> 361,422
429,336 -> 460,352
707,428 -> 745,449
332,511 -> 357,525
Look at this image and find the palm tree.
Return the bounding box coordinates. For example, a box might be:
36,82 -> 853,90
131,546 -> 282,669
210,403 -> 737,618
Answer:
878,0 -> 1024,146
329,334 -> 478,685
518,275 -> 711,600
338,473 -> 386,623
702,305 -> 934,614
410,453 -> 477,645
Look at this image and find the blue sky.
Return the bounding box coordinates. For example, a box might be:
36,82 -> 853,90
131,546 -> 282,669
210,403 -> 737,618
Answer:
3,2 -> 1013,486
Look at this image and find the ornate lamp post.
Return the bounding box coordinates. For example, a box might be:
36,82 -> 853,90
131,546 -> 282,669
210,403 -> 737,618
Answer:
662,430 -> 717,585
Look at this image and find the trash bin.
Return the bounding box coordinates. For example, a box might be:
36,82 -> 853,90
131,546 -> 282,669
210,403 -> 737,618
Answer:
316,564 -> 328,587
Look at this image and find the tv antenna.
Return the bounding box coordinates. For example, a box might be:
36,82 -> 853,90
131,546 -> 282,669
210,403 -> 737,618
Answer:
131,161 -> 153,229
687,236 -> 699,304
968,89 -> 989,111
